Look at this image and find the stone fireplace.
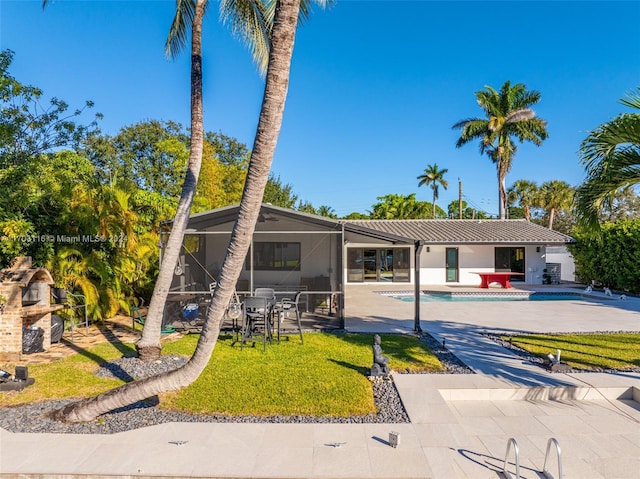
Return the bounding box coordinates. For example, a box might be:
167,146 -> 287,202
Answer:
0,257 -> 64,361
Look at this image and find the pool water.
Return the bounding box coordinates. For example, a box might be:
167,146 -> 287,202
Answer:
393,293 -> 585,302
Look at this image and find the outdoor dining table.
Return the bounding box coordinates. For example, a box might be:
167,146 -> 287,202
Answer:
471,271 -> 525,289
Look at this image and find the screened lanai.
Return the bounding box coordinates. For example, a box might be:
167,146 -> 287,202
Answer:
160,204 -> 345,330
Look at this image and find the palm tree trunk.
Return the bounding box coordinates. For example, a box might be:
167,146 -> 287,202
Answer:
136,0 -> 206,361
432,189 -> 436,219
51,0 -> 301,423
548,207 -> 556,230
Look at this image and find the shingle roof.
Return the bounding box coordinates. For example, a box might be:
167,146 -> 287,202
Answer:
344,219 -> 575,245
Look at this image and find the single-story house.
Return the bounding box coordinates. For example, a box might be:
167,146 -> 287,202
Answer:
162,204 -> 575,328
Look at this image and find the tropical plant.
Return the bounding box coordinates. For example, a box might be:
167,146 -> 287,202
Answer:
570,218 -> 640,293
51,0 -> 330,423
453,81 -> 548,219
536,180 -> 575,230
574,87 -> 640,231
316,205 -> 337,218
507,179 -> 538,220
417,163 -> 448,218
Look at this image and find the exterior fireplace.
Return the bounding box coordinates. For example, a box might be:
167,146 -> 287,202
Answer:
0,257 -> 64,361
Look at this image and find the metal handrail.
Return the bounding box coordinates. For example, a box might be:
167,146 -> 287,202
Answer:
543,438 -> 562,479
502,437 -> 521,479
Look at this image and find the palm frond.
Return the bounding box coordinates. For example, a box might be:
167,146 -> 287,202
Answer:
580,113 -> 640,171
505,108 -> 535,124
221,0 -> 272,75
620,87 -> 640,110
453,118 -> 490,148
166,0 -> 196,58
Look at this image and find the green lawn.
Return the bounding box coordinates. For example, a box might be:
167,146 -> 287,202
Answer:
502,333 -> 640,371
1,332 -> 444,417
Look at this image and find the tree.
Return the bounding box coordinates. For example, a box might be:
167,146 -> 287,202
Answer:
507,179 -> 538,220
453,81 -> 548,219
316,205 -> 337,218
574,87 -> 640,231
370,193 -> 439,219
52,0 -> 328,423
446,200 -> 487,220
263,174 -> 299,208
82,121 -> 189,198
536,180 -> 574,230
343,211 -> 369,220
135,0 -> 272,361
417,163 -> 448,219
0,49 -> 100,167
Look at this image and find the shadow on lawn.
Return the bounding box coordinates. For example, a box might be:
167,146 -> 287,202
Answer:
328,358 -> 369,375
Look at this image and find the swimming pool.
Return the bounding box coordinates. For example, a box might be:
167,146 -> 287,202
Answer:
391,292 -> 586,302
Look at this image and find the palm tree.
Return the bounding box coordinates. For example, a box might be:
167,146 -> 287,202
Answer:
136,0 -> 271,361
537,180 -> 575,230
52,0 -> 329,423
574,88 -> 640,231
417,163 -> 448,218
508,179 -> 538,220
453,81 -> 548,219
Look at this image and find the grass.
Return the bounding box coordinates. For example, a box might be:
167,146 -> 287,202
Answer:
0,332 -> 444,417
502,332 -> 640,371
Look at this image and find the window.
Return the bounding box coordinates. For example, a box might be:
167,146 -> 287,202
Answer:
247,242 -> 301,271
446,248 -> 458,282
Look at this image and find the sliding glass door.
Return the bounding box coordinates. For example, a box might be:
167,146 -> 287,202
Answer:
346,248 -> 410,283
494,247 -> 525,281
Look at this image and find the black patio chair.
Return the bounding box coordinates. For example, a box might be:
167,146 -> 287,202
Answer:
241,296 -> 271,351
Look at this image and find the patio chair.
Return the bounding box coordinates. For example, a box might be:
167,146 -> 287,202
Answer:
241,296 -> 271,351
254,287 -> 276,301
278,291 -> 304,344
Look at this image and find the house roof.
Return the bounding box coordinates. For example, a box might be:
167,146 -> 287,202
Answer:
166,204 -> 575,245
344,219 -> 575,245
167,203 -> 342,231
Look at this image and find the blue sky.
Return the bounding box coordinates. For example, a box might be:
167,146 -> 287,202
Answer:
2,1 -> 639,218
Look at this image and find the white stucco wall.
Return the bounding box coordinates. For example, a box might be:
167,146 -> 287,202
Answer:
420,244 -> 547,285
545,246 -> 576,282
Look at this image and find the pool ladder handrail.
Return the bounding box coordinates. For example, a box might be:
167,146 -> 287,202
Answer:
542,437 -> 562,479
502,437 -> 520,479
502,437 -> 562,479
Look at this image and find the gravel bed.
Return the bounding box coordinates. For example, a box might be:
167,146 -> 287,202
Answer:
0,333 -> 472,434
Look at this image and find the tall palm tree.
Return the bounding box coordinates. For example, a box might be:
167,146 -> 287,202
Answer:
417,163 -> 448,218
136,0 -> 271,361
52,0 -> 329,423
507,179 -> 538,220
537,180 -> 574,230
453,81 -> 548,219
574,88 -> 640,231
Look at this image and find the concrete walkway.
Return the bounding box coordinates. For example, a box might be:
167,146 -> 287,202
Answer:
1,285 -> 640,478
